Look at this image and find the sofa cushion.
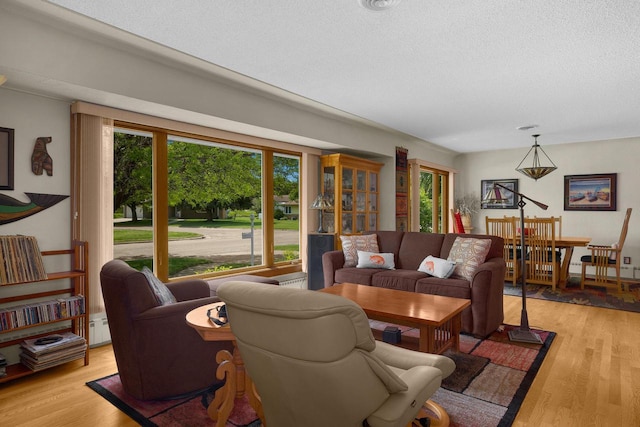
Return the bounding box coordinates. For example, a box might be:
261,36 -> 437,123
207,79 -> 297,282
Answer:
341,234 -> 379,267
396,232 -> 445,270
447,237 -> 492,281
417,255 -> 456,279
141,266 -> 177,305
441,233 -> 503,261
357,251 -> 395,269
367,230 -> 405,259
415,276 -> 472,300
371,269 -> 426,292
335,267 -> 380,286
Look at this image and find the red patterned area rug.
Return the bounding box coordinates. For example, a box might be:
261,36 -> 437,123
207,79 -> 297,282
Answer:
503,276 -> 640,313
86,374 -> 260,427
88,324 -> 554,427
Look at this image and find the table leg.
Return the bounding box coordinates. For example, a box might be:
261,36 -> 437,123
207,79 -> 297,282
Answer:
418,325 -> 435,353
559,246 -> 574,289
208,349 -> 236,424
207,344 -> 266,426
451,314 -> 461,352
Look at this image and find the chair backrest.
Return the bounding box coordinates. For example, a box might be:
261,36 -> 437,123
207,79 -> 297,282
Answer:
486,216 -> 518,252
451,209 -> 465,233
534,215 -> 562,238
523,217 -> 558,285
617,208 -> 632,250
217,281 -> 406,427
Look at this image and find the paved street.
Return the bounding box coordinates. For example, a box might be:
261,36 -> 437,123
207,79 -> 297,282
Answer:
114,225 -> 299,260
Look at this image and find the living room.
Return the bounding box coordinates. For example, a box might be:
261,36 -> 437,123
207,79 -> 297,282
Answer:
1,1 -> 639,426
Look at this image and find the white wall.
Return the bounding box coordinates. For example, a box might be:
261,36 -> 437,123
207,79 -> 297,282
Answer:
0,89 -> 72,251
455,138 -> 640,277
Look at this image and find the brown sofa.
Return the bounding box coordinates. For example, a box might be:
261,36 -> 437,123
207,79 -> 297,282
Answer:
322,231 -> 506,337
100,260 -> 234,400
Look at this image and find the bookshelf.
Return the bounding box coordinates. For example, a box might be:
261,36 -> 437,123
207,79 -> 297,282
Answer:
0,240 -> 89,382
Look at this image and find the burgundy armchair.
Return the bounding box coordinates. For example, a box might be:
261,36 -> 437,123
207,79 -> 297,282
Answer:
99,259 -> 233,400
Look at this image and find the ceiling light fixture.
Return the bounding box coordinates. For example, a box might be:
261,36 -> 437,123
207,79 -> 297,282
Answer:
515,134 -> 557,181
358,0 -> 402,12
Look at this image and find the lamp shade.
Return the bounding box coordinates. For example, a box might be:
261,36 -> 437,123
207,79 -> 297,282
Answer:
309,194 -> 332,210
516,134 -> 557,180
310,194 -> 332,233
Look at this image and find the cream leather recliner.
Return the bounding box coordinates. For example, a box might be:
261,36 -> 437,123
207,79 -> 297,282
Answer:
217,281 -> 455,427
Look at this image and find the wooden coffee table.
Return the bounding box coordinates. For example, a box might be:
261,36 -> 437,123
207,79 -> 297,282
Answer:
320,283 -> 470,354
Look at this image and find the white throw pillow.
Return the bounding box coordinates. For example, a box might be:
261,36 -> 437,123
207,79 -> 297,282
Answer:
418,255 -> 456,279
340,234 -> 379,267
447,237 -> 492,281
357,251 -> 395,269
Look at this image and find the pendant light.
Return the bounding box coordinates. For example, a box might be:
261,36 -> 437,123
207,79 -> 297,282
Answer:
516,134 -> 557,181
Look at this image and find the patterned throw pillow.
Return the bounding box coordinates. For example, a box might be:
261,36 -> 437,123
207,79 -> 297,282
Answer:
340,234 -> 379,267
447,237 -> 492,281
141,266 -> 177,305
418,255 -> 456,279
356,250 -> 395,269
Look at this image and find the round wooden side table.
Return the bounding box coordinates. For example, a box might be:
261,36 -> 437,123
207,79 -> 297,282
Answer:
186,302 -> 265,426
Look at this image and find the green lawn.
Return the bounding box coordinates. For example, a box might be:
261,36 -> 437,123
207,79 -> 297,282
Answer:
125,257 -> 212,276
114,217 -> 299,231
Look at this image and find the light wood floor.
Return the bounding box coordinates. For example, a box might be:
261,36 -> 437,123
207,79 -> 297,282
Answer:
1,295 -> 639,426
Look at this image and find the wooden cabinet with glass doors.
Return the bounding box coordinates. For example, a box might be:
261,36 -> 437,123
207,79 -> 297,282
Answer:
320,154 -> 383,245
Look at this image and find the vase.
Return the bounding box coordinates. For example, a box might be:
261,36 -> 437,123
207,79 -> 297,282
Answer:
461,214 -> 472,231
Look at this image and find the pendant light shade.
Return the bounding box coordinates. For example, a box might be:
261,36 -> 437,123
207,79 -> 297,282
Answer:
516,134 -> 557,181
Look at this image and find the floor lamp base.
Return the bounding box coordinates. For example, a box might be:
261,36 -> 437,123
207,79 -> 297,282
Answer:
508,328 -> 543,344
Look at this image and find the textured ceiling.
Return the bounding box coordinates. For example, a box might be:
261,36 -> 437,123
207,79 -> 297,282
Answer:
48,0 -> 640,153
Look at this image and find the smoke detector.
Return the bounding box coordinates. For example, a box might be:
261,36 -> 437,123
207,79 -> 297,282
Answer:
358,0 -> 402,12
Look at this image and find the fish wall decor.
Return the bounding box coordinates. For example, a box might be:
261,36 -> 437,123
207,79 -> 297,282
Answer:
0,192 -> 69,225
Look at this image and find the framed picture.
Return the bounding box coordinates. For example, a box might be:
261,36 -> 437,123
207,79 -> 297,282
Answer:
0,127 -> 14,190
564,173 -> 617,211
481,179 -> 519,209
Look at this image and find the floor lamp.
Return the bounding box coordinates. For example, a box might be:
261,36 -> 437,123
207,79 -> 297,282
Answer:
485,183 -> 546,344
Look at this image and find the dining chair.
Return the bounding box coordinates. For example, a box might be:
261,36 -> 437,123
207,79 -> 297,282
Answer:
534,215 -> 562,238
580,208 -> 632,293
485,216 -> 519,285
523,217 -> 560,290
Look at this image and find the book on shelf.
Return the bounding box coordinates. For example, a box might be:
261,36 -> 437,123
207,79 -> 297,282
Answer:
0,295 -> 85,331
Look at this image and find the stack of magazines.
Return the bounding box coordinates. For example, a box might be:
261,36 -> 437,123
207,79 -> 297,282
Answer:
0,352 -> 6,377
20,332 -> 87,371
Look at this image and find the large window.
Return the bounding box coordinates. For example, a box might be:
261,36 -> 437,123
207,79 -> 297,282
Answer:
112,126 -> 301,280
418,167 -> 449,233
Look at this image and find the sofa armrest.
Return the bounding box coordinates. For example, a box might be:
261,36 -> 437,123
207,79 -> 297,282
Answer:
166,279 -> 213,301
322,250 -> 345,288
468,257 -> 506,337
